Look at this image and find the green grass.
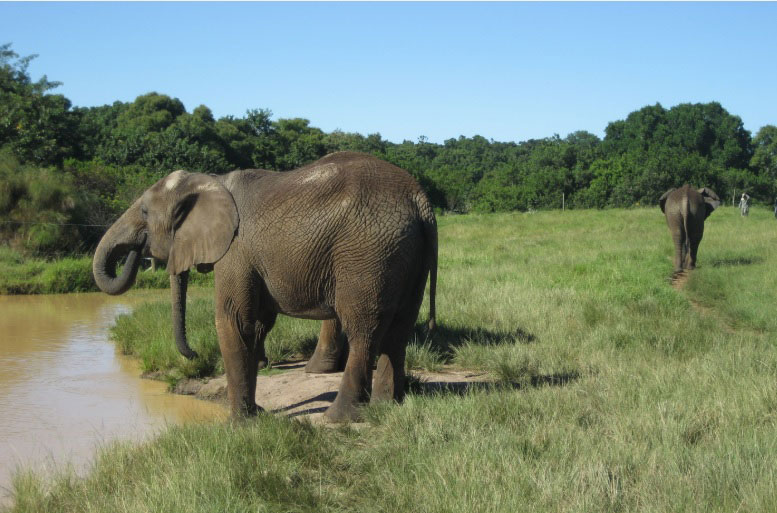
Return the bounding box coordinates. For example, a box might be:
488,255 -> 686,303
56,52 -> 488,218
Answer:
110,295 -> 319,384
8,205 -> 777,512
684,206 -> 777,332
0,247 -> 214,294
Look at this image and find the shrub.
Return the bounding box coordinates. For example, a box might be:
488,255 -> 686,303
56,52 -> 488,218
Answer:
39,257 -> 94,293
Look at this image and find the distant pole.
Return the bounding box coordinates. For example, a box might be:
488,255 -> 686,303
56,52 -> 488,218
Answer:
562,192 -> 565,211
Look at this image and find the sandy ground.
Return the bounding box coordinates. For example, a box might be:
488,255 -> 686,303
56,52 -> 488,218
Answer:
174,362 -> 494,423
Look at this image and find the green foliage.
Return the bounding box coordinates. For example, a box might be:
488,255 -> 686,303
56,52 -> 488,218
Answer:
0,247 -> 214,294
0,150 -> 85,254
38,257 -> 95,293
751,125 -> 777,182
0,44 -> 77,166
0,251 -> 95,294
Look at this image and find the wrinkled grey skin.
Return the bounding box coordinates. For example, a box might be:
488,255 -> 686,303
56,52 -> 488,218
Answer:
93,152 -> 438,422
659,185 -> 721,273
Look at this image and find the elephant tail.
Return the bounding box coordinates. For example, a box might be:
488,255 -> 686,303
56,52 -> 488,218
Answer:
416,192 -> 438,335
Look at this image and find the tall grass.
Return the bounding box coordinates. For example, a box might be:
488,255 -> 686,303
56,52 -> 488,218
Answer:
110,296 -> 319,382
0,247 -> 214,294
8,206 -> 777,512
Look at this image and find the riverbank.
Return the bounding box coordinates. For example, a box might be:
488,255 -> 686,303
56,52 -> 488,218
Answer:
0,248 -> 213,294
7,207 -> 777,512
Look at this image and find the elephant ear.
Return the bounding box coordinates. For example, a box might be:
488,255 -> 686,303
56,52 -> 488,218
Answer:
697,187 -> 721,218
658,189 -> 673,213
167,173 -> 239,275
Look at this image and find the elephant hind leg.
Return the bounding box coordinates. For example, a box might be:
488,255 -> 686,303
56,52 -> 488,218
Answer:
372,315 -> 413,404
670,227 -> 687,273
324,313 -> 391,423
305,319 -> 346,374
372,268 -> 428,404
687,237 -> 702,270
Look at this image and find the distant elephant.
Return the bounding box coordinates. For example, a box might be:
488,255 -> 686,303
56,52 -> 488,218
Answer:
659,185 -> 721,273
92,152 -> 438,422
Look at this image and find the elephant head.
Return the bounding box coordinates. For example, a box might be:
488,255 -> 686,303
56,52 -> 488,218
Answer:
659,186 -> 721,218
92,170 -> 239,359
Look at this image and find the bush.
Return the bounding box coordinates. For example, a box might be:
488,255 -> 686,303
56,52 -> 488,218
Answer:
39,257 -> 94,293
0,247 -> 214,294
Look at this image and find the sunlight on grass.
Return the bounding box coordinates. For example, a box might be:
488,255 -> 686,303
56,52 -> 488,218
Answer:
9,206 -> 777,512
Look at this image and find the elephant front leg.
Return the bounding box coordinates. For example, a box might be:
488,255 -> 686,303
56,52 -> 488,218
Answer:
216,298 -> 276,418
305,319 -> 345,373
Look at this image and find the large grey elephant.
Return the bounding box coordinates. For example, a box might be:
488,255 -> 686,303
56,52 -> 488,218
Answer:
92,152 -> 438,422
659,185 -> 721,273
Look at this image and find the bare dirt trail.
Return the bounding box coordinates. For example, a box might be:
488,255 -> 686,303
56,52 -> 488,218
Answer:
671,270 -> 737,334
172,362 -> 494,423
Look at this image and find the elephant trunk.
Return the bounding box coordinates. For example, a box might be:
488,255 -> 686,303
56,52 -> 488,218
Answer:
92,202 -> 146,296
171,270 -> 198,360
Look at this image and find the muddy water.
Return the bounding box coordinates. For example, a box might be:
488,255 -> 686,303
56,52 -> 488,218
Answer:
0,292 -> 226,500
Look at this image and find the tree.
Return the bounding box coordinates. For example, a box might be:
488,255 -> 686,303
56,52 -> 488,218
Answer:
0,43 -> 77,165
751,125 -> 777,181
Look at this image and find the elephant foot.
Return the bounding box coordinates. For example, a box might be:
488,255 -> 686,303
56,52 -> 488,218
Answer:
230,402 -> 264,421
305,355 -> 343,374
305,344 -> 347,373
323,399 -> 362,423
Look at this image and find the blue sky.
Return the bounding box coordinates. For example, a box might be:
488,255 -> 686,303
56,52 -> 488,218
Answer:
2,2 -> 776,144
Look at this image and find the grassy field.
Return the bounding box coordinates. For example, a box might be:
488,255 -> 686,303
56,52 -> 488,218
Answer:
0,248 -> 213,294
7,205 -> 777,512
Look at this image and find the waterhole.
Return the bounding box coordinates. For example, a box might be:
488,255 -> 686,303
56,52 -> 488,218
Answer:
0,291 -> 226,501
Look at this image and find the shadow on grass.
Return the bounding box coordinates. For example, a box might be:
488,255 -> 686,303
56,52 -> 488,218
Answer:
406,371 -> 579,398
279,322 -> 537,367
414,323 -> 537,358
709,256 -> 764,267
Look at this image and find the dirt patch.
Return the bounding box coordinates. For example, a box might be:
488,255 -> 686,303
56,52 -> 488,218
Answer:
164,362 -> 495,423
670,270 -> 690,290
670,270 -> 738,335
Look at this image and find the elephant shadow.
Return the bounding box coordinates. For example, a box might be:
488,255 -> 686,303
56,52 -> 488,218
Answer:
286,322 -> 537,367
270,322 -> 561,418
410,322 -> 537,359
274,392 -> 339,418
276,371 -> 580,419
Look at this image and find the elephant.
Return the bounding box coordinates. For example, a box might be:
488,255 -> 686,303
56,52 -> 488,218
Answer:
92,151 -> 438,422
659,185 -> 721,273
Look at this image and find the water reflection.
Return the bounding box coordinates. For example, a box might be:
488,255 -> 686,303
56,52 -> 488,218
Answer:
0,292 -> 225,500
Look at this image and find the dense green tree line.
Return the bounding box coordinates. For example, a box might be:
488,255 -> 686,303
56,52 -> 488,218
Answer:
2,44 -> 775,255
